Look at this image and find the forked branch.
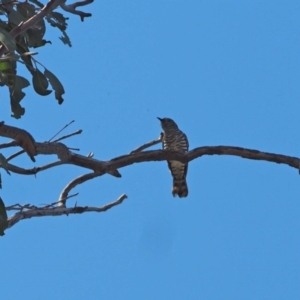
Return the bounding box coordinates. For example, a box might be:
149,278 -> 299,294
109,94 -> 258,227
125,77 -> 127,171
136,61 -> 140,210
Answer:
61,0 -> 94,22
7,194 -> 128,229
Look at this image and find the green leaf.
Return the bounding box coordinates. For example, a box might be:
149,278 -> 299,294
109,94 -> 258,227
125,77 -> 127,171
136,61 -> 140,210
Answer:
0,70 -> 8,86
28,0 -> 44,8
16,37 -> 34,73
45,12 -> 68,32
44,69 -> 65,104
0,53 -> 20,61
59,30 -> 72,48
10,75 -> 30,119
0,61 -> 11,71
0,59 -> 17,88
32,69 -> 52,96
32,40 -> 52,48
0,197 -> 8,236
0,154 -> 11,176
8,8 -> 27,26
26,19 -> 46,47
0,27 -> 16,52
17,2 -> 36,19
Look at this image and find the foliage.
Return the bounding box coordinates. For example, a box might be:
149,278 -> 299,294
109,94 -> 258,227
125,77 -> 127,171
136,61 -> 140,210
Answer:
0,0 -> 92,118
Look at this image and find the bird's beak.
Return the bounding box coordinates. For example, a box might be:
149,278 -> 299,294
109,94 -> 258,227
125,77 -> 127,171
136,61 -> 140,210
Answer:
157,117 -> 162,122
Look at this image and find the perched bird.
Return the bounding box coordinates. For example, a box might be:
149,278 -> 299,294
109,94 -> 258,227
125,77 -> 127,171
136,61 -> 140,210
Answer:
157,117 -> 189,197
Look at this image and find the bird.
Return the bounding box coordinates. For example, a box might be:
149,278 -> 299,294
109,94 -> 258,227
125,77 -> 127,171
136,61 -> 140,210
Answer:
157,117 -> 189,198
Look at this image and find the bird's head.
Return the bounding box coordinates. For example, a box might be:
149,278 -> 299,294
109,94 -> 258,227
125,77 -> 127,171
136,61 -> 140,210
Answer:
157,117 -> 179,131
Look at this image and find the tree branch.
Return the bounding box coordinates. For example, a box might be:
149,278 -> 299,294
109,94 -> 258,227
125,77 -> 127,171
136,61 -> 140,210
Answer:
130,133 -> 163,153
0,0 -> 65,56
108,146 -> 300,171
2,123 -> 300,234
58,172 -> 104,207
0,141 -> 18,150
60,0 -> 93,22
0,0 -> 94,56
51,129 -> 83,143
0,122 -> 36,161
7,193 -> 128,229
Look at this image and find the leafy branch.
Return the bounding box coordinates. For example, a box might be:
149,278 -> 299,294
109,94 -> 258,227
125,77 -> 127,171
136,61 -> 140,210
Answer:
0,0 -> 93,118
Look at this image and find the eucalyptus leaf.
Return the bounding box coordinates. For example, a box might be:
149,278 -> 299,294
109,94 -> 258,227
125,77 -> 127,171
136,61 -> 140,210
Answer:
44,69 -> 64,104
1,59 -> 16,88
0,28 -> 16,52
0,154 -> 11,175
0,197 -> 8,236
45,12 -> 68,32
16,38 -> 34,73
28,0 -> 44,8
32,40 -> 52,48
32,69 -> 52,96
8,8 -> 27,26
0,70 -> 8,86
17,2 -> 36,19
0,61 -> 11,71
10,75 -> 30,119
59,30 -> 72,47
26,19 -> 46,47
0,53 -> 20,61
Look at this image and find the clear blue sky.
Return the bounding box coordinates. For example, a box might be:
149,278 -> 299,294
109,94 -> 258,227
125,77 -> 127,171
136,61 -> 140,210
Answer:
1,1 -> 300,299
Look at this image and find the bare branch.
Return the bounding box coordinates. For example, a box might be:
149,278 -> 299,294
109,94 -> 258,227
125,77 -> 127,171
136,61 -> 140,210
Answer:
0,141 -> 18,150
6,203 -> 37,211
43,193 -> 78,208
6,149 -> 26,162
52,129 -> 83,143
0,123 -> 121,177
108,146 -> 300,172
0,122 -> 36,161
35,142 -> 71,161
4,146 -> 122,178
69,153 -> 122,177
7,194 -> 128,229
5,160 -> 64,175
5,130 -> 83,162
130,133 -> 163,153
60,0 -> 93,22
58,172 -> 104,207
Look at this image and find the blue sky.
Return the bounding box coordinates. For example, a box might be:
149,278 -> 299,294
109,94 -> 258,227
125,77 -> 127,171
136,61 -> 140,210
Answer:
1,1 -> 300,299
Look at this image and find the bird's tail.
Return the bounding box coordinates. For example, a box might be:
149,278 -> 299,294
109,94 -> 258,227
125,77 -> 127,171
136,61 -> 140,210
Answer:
172,179 -> 188,198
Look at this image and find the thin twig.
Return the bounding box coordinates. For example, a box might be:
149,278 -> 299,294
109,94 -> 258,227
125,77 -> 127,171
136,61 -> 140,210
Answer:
0,141 -> 18,149
6,149 -> 25,162
52,129 -> 83,143
43,193 -> 79,208
48,120 -> 75,142
130,133 -> 163,154
5,160 -> 64,175
6,203 -> 37,211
